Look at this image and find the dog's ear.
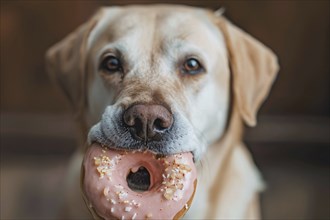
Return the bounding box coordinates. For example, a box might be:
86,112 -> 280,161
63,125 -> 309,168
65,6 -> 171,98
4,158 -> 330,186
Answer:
45,9 -> 103,119
216,16 -> 279,126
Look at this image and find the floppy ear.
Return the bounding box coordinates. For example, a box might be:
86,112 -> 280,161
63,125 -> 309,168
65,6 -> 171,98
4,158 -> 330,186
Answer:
45,9 -> 103,119
216,16 -> 279,126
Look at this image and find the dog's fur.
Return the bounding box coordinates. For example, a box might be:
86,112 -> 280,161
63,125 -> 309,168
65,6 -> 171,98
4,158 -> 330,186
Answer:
46,5 -> 279,219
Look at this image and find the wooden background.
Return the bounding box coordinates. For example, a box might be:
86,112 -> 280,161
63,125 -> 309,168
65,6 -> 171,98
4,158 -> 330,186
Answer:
1,1 -> 329,219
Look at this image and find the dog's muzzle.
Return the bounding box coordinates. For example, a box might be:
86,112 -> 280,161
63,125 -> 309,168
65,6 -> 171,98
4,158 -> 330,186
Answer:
87,105 -> 204,160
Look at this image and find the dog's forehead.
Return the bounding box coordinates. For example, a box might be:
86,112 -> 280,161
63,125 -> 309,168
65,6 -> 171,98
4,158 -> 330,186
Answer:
87,6 -> 223,53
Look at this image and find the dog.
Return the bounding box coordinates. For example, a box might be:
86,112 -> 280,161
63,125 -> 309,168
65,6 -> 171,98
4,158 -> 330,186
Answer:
46,5 -> 279,219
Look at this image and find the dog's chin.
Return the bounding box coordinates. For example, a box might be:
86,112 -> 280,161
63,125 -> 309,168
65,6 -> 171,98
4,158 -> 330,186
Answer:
89,140 -> 198,163
88,125 -> 203,162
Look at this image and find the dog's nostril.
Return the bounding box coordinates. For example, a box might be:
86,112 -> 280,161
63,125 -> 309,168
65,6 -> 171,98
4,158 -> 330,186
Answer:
153,118 -> 167,131
133,118 -> 143,129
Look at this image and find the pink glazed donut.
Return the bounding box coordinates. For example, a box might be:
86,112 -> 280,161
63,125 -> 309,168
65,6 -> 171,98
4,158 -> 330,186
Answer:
81,143 -> 197,220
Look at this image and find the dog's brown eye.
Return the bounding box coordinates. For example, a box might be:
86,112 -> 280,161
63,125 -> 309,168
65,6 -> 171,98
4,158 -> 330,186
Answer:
101,56 -> 122,73
183,58 -> 203,75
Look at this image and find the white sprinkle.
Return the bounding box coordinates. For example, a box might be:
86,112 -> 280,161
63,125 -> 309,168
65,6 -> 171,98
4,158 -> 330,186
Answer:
184,203 -> 189,209
162,174 -> 166,178
110,199 -> 117,204
119,191 -> 128,200
132,213 -> 137,220
111,207 -> 114,213
125,206 -> 132,212
121,216 -> 125,220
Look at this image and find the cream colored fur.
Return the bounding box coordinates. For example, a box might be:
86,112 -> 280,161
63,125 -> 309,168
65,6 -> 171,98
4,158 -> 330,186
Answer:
46,5 -> 279,219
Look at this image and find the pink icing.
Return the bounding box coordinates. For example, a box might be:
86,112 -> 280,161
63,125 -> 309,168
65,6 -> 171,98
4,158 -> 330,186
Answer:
82,144 -> 197,220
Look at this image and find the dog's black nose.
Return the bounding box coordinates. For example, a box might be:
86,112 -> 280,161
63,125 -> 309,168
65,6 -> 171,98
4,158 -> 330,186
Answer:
123,104 -> 173,142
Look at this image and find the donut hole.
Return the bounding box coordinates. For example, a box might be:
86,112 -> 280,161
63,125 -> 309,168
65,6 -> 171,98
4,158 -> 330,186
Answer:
126,166 -> 151,192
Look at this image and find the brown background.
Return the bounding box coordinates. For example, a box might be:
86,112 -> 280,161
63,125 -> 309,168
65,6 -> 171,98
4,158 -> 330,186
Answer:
1,0 -> 329,219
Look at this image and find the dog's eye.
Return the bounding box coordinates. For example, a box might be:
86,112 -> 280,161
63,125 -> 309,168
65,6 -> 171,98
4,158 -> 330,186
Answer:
182,58 -> 204,75
101,56 -> 122,73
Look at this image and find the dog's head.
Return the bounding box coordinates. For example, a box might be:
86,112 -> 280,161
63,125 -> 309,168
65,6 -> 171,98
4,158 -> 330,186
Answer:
46,5 -> 278,161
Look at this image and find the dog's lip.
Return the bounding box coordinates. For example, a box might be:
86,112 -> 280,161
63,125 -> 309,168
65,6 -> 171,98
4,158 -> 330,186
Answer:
127,127 -> 163,144
90,141 -> 196,163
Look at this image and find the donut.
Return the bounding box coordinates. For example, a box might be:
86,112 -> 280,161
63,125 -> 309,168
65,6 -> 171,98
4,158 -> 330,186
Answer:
81,143 -> 197,220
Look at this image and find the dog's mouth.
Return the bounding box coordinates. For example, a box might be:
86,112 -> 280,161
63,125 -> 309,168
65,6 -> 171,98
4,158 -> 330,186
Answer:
91,141 -> 197,165
87,106 -> 203,162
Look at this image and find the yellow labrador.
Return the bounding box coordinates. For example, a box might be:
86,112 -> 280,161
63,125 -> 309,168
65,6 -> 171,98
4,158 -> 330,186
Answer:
46,5 -> 279,219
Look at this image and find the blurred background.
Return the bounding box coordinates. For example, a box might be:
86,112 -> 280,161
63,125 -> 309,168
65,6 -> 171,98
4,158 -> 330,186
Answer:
1,0 -> 329,219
